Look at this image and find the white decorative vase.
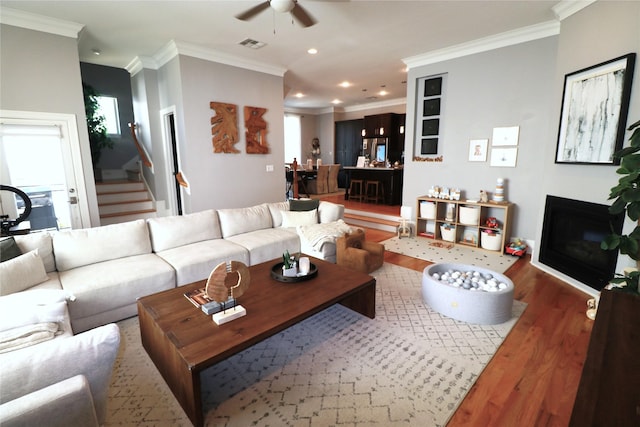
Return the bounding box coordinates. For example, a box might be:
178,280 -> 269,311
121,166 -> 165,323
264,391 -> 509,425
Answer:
282,265 -> 298,277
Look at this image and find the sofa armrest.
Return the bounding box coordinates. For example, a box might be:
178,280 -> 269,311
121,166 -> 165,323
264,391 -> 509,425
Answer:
0,324 -> 120,425
0,375 -> 98,427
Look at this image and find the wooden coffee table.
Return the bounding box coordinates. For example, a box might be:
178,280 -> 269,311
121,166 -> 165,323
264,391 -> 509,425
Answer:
137,256 -> 376,426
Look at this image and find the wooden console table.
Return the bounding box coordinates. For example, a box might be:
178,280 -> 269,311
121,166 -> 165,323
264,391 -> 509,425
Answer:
569,289 -> 640,426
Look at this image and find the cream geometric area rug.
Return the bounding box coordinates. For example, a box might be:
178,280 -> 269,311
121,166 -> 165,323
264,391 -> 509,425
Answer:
382,236 -> 518,273
105,264 -> 525,426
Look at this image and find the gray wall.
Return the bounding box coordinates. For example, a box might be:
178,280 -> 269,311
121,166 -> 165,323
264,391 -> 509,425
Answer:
155,55 -> 285,213
531,0 -> 640,293
403,1 -> 640,296
80,62 -> 138,170
403,36 -> 558,242
0,24 -> 100,226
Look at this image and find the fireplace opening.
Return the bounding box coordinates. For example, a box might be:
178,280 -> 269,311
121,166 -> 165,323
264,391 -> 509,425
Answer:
539,195 -> 625,291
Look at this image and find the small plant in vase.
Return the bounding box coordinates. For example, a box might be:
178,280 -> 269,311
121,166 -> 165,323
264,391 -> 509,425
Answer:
282,250 -> 297,277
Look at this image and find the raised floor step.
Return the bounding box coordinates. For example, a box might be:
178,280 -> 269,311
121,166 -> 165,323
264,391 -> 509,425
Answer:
344,209 -> 400,233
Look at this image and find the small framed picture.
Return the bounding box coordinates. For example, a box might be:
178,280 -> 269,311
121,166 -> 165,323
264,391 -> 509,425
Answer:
468,139 -> 488,162
490,147 -> 518,167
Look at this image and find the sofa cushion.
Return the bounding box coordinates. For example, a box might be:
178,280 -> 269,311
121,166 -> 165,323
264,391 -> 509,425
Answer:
266,201 -> 290,228
58,254 -> 175,324
14,233 -> 56,273
155,239 -> 249,286
0,323 -> 120,425
53,220 -> 152,271
0,237 -> 22,262
0,251 -> 49,296
217,204 -> 272,238
289,199 -> 319,212
226,228 -> 300,265
0,375 -> 100,427
147,209 -> 221,252
281,209 -> 318,227
318,201 -> 344,224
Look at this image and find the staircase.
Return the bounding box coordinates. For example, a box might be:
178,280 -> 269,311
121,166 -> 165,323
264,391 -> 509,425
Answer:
96,180 -> 156,226
344,209 -> 401,233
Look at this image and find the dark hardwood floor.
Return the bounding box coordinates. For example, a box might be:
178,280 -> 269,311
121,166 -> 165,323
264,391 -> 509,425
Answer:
318,192 -> 592,427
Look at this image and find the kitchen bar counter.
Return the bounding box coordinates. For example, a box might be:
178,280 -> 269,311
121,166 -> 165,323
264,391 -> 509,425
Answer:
343,166 -> 403,205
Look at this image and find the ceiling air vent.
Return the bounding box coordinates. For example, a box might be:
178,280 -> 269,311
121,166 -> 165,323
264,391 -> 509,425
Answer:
239,38 -> 266,49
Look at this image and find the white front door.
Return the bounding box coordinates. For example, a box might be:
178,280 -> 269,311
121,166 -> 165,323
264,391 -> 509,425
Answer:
0,111 -> 91,231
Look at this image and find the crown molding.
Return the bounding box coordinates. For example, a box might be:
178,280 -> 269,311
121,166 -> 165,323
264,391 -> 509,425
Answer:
0,6 -> 83,39
552,0 -> 597,21
145,40 -> 287,77
125,56 -> 157,76
341,97 -> 406,113
403,20 -> 560,69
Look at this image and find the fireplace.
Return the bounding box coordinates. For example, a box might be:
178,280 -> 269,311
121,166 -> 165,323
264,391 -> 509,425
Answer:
539,195 -> 625,291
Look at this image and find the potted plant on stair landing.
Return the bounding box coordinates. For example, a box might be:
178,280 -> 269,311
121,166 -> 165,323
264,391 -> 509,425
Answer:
601,118 -> 640,295
82,83 -> 114,182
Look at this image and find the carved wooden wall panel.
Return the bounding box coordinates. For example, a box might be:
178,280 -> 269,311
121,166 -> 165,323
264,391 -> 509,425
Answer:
244,106 -> 269,154
210,102 -> 240,153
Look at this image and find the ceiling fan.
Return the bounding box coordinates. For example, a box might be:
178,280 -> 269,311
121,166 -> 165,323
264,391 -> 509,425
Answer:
236,0 -> 317,28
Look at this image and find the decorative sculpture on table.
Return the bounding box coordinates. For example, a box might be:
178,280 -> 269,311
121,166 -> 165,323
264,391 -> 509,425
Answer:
244,106 -> 270,154
310,137 -> 321,160
210,102 -> 240,153
205,260 -> 250,325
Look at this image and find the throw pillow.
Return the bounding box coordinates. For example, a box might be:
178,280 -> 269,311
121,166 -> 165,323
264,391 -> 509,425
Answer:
0,250 -> 49,296
281,209 -> 318,227
0,302 -> 67,333
0,237 -> 22,262
289,199 -> 320,212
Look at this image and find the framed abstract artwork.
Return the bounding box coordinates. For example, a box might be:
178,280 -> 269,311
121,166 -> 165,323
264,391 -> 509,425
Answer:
555,53 -> 635,165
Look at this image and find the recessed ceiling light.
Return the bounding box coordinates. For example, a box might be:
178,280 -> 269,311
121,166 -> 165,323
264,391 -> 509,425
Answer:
307,48 -> 318,54
92,49 -> 101,56
379,90 -> 388,96
339,81 -> 351,88
295,92 -> 305,98
331,99 -> 342,104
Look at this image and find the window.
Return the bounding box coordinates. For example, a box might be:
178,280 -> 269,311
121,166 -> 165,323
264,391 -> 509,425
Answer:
96,96 -> 121,135
284,114 -> 301,163
414,73 -> 446,159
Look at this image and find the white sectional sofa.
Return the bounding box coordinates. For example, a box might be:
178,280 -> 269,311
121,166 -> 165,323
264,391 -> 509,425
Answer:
0,199 -> 349,425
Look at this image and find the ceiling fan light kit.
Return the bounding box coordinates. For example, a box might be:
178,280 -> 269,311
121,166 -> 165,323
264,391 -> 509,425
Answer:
236,0 -> 316,28
270,0 -> 295,13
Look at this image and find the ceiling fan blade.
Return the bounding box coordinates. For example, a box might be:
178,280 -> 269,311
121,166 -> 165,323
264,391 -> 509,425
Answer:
235,1 -> 271,21
291,3 -> 317,27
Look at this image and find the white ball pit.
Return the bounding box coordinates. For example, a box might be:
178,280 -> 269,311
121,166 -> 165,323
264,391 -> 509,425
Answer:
422,263 -> 514,324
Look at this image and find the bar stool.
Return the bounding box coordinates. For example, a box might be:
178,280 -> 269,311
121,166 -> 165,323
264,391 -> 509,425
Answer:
364,180 -> 384,204
349,179 -> 364,202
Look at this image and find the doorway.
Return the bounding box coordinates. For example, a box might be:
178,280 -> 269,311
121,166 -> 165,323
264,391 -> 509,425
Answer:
0,111 -> 91,231
161,107 -> 184,215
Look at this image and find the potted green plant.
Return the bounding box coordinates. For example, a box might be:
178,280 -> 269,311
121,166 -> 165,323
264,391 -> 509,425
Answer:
82,83 -> 113,179
601,118 -> 640,294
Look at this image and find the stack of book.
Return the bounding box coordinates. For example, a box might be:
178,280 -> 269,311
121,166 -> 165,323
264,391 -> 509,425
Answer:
184,288 -> 236,315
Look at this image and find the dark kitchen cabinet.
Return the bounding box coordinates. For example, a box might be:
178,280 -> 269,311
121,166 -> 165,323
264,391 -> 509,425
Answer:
335,119 -> 364,187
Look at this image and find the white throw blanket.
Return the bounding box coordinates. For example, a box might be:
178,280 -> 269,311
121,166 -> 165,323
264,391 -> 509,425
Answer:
297,220 -> 353,251
0,322 -> 60,354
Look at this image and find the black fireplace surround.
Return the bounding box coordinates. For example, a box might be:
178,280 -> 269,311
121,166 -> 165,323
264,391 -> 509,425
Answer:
539,195 -> 625,291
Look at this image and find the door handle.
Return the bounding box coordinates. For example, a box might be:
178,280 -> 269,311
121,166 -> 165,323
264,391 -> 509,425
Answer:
69,196 -> 78,204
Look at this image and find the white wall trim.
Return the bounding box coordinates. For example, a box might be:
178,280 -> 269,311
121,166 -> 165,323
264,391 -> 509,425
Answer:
552,0 -> 598,21
133,39 -> 288,77
403,20 -> 560,69
0,6 -> 84,39
125,56 -> 157,76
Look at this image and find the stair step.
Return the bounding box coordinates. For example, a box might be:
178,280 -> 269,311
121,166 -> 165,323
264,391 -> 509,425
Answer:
99,209 -> 157,226
97,190 -> 149,204
98,200 -> 154,215
96,181 -> 145,194
344,210 -> 401,233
